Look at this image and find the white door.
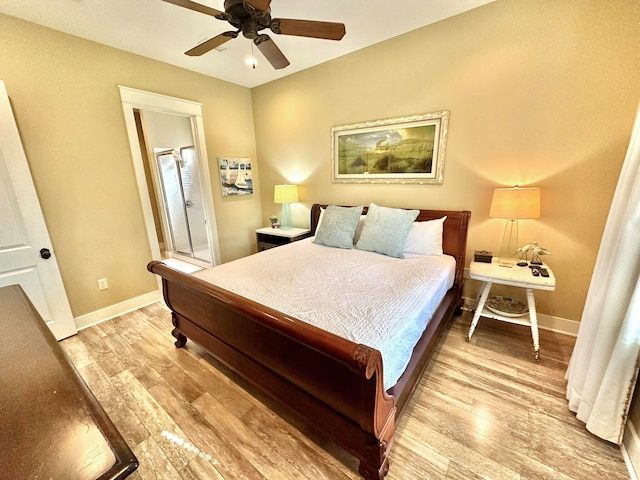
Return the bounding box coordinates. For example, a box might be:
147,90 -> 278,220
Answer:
0,81 -> 76,340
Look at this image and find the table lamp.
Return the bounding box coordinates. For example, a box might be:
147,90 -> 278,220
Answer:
489,186 -> 540,267
274,184 -> 298,230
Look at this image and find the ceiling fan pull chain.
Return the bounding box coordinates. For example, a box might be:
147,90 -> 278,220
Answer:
251,42 -> 256,69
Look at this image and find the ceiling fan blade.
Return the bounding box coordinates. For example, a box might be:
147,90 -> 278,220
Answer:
254,35 -> 290,69
185,31 -> 238,56
161,0 -> 224,18
272,19 -> 346,41
245,0 -> 271,13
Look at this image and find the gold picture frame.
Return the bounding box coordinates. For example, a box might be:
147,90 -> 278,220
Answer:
331,111 -> 449,184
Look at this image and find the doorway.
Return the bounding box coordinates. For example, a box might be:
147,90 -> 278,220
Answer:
119,86 -> 221,275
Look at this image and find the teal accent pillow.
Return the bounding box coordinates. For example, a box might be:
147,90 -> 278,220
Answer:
313,205 -> 364,249
356,203 -> 419,258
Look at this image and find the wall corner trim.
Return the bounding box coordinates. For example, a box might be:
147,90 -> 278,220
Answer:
74,290 -> 162,331
623,420 -> 640,480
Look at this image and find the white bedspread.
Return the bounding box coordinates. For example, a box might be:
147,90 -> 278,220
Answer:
193,238 -> 455,390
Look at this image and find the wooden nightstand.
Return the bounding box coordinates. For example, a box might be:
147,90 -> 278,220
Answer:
467,259 -> 556,361
256,227 -> 312,251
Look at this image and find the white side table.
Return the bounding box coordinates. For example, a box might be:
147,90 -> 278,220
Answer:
467,259 -> 556,361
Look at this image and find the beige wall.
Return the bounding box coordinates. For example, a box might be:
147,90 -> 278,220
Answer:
0,14 -> 262,317
252,0 -> 640,322
2,1 -> 639,323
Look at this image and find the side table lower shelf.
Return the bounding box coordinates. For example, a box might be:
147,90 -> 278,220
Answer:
467,281 -> 541,361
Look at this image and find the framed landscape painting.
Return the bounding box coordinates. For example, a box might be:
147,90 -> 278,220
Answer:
331,111 -> 449,184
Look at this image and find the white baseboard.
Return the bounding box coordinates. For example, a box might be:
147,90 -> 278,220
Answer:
75,292 -> 578,337
623,420 -> 640,480
536,313 -> 579,337
74,290 -> 162,331
462,296 -> 579,337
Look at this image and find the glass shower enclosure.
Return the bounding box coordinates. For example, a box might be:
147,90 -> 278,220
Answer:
155,146 -> 211,263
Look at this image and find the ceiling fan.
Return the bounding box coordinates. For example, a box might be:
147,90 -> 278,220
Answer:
162,0 -> 346,69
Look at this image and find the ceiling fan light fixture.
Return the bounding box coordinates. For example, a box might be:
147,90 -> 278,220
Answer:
244,56 -> 258,69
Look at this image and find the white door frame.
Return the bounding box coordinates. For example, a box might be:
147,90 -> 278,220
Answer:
118,86 -> 221,274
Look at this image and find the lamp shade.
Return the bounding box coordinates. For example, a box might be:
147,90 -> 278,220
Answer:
489,187 -> 540,220
274,184 -> 299,204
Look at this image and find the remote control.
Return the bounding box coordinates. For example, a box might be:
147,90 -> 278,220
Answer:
539,268 -> 549,277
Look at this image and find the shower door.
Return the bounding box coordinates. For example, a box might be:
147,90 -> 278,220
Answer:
156,146 -> 211,263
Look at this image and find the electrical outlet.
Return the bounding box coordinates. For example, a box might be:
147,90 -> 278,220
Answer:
97,278 -> 108,290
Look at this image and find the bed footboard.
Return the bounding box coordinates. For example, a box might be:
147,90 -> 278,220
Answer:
148,260 -> 396,479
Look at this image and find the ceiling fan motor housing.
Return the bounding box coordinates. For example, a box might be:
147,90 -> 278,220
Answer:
223,0 -> 272,39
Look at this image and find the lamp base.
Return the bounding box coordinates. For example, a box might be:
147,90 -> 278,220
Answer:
497,219 -> 518,268
498,258 -> 518,268
280,203 -> 293,230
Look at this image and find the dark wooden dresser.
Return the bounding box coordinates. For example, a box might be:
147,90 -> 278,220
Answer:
0,285 -> 138,480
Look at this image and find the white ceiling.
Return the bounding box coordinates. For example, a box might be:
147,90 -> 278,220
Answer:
0,0 -> 494,88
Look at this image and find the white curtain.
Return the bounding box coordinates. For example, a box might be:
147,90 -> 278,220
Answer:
566,103 -> 640,444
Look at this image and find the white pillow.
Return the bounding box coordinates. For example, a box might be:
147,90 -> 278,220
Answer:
353,215 -> 367,244
403,216 -> 447,255
316,207 -> 325,231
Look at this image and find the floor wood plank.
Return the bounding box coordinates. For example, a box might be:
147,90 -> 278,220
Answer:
61,305 -> 630,479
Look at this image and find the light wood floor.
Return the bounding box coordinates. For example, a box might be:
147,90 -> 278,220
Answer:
60,304 -> 630,480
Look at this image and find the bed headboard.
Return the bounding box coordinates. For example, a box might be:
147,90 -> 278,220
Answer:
310,204 -> 471,300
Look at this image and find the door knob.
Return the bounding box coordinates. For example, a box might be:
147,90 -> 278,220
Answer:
40,248 -> 51,259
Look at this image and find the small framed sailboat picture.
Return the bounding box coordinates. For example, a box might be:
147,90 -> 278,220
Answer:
218,157 -> 253,196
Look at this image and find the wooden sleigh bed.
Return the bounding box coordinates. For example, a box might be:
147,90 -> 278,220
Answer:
147,204 -> 470,479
